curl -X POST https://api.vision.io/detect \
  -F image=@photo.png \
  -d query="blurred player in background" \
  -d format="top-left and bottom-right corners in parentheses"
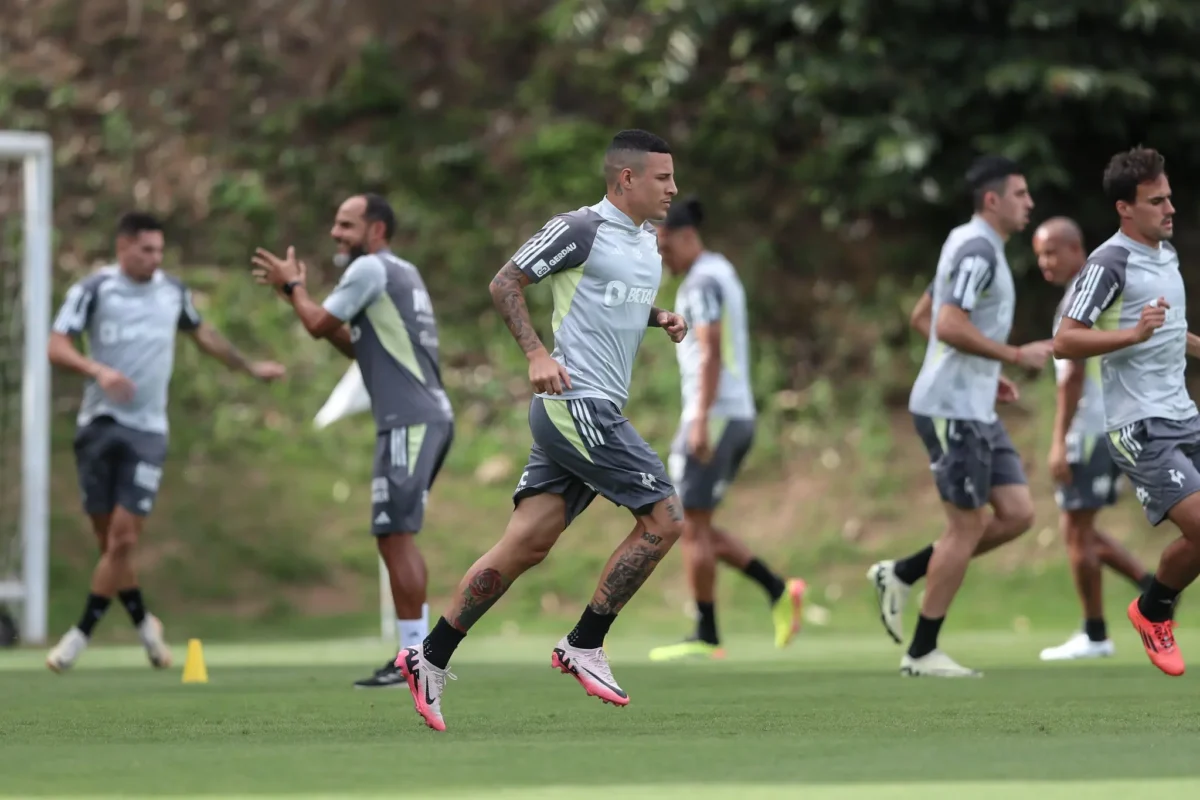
top-left (46, 212), bottom-right (286, 672)
top-left (1055, 147), bottom-right (1200, 677)
top-left (1034, 216), bottom-right (1154, 661)
top-left (649, 196), bottom-right (804, 662)
top-left (868, 156), bottom-right (1052, 677)
top-left (252, 194), bottom-right (454, 689)
top-left (396, 130), bottom-right (688, 732)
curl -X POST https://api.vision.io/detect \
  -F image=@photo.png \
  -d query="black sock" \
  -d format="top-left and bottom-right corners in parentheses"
top-left (695, 601), bottom-right (719, 645)
top-left (743, 558), bottom-right (786, 603)
top-left (907, 614), bottom-right (944, 659)
top-left (118, 588), bottom-right (146, 626)
top-left (567, 606), bottom-right (617, 650)
top-left (76, 594), bottom-right (112, 638)
top-left (1138, 578), bottom-right (1181, 623)
top-left (893, 545), bottom-right (935, 585)
top-left (422, 617), bottom-right (466, 670)
top-left (1137, 573), bottom-right (1156, 594)
top-left (1084, 617), bottom-right (1107, 642)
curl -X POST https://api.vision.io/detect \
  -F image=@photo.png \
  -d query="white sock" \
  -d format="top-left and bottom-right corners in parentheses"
top-left (397, 615), bottom-right (428, 650)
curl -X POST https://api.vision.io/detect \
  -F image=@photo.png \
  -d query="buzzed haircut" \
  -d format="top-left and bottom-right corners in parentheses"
top-left (966, 155), bottom-right (1023, 211)
top-left (116, 211), bottom-right (164, 239)
top-left (664, 195), bottom-right (704, 230)
top-left (604, 129), bottom-right (671, 185)
top-left (361, 193), bottom-right (397, 241)
top-left (1102, 146), bottom-right (1166, 205)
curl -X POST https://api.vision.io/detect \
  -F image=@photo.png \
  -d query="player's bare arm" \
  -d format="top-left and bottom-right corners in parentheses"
top-left (688, 321), bottom-right (721, 463)
top-left (1187, 331), bottom-right (1200, 359)
top-left (489, 260), bottom-right (571, 394)
top-left (937, 304), bottom-right (1051, 370)
top-left (909, 292), bottom-right (933, 340)
top-left (324, 326), bottom-right (356, 360)
top-left (1053, 303), bottom-right (1165, 360)
top-left (648, 306), bottom-right (688, 342)
top-left (1049, 359), bottom-right (1085, 484)
top-left (48, 331), bottom-right (135, 403)
top-left (252, 246), bottom-right (352, 357)
top-left (187, 323), bottom-right (286, 381)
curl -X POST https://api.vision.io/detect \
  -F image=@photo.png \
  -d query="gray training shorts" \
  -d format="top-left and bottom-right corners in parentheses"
top-left (668, 417), bottom-right (755, 511)
top-left (1108, 415), bottom-right (1200, 526)
top-left (371, 421), bottom-right (454, 535)
top-left (1055, 432), bottom-right (1122, 512)
top-left (513, 396), bottom-right (675, 526)
top-left (912, 414), bottom-right (1027, 510)
top-left (73, 416), bottom-right (169, 517)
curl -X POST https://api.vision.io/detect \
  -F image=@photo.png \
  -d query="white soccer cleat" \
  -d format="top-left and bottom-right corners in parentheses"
top-left (138, 614), bottom-right (173, 669)
top-left (867, 560), bottom-right (910, 644)
top-left (396, 645), bottom-right (456, 732)
top-left (900, 649), bottom-right (982, 678)
top-left (1039, 632), bottom-right (1115, 661)
top-left (46, 627), bottom-right (89, 673)
top-left (551, 637), bottom-right (629, 706)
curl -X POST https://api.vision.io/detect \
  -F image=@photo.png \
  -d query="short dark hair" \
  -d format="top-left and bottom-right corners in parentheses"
top-left (361, 193), bottom-right (396, 240)
top-left (604, 130), bottom-right (671, 184)
top-left (1103, 146), bottom-right (1166, 205)
top-left (116, 211), bottom-right (163, 239)
top-left (664, 195), bottom-right (703, 230)
top-left (966, 155), bottom-right (1023, 211)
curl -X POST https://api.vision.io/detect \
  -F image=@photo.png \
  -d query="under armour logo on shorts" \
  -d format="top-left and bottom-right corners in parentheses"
top-left (639, 472), bottom-right (657, 489)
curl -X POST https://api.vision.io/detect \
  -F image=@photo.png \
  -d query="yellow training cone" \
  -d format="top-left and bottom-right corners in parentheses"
top-left (181, 638), bottom-right (208, 684)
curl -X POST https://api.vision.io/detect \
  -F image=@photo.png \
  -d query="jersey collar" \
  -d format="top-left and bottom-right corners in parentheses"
top-left (596, 196), bottom-right (644, 231)
top-left (969, 214), bottom-right (1006, 250)
top-left (1114, 230), bottom-right (1166, 257)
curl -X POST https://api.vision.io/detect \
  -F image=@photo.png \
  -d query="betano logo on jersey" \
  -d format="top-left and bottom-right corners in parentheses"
top-left (603, 280), bottom-right (657, 308)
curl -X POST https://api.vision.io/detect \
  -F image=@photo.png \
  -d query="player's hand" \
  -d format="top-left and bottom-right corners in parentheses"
top-left (95, 366), bottom-right (135, 404)
top-left (658, 311), bottom-right (688, 343)
top-left (688, 418), bottom-right (713, 464)
top-left (1013, 340), bottom-right (1053, 371)
top-left (251, 246), bottom-right (304, 289)
top-left (248, 361), bottom-right (287, 382)
top-left (996, 375), bottom-right (1020, 404)
top-left (1048, 440), bottom-right (1072, 485)
top-left (1134, 297), bottom-right (1169, 342)
top-left (529, 350), bottom-right (571, 395)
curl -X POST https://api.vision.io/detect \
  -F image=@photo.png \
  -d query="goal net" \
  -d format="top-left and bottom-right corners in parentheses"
top-left (0, 132), bottom-right (53, 645)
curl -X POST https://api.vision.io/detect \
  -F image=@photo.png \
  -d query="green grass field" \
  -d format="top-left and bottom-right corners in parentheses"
top-left (3, 629), bottom-right (1198, 799)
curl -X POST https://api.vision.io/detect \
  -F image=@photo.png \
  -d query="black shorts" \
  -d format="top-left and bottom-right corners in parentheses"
top-left (668, 417), bottom-right (755, 511)
top-left (1107, 416), bottom-right (1200, 526)
top-left (371, 422), bottom-right (454, 535)
top-left (1055, 433), bottom-right (1121, 512)
top-left (912, 414), bottom-right (1027, 510)
top-left (513, 396), bottom-right (675, 527)
top-left (73, 416), bottom-right (168, 517)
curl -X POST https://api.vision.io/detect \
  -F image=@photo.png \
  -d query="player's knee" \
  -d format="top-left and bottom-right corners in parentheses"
top-left (105, 527), bottom-right (139, 558)
top-left (996, 500), bottom-right (1035, 537)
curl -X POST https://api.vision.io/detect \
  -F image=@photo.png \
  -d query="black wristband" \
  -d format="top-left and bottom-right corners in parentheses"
top-left (282, 281), bottom-right (300, 296)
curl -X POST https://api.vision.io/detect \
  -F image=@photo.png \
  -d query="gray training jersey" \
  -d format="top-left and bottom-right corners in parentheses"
top-left (1060, 230), bottom-right (1196, 431)
top-left (51, 266), bottom-right (203, 435)
top-left (674, 251), bottom-right (756, 421)
top-left (909, 215), bottom-right (1015, 423)
top-left (1052, 290), bottom-right (1107, 441)
top-left (510, 197), bottom-right (663, 410)
top-left (323, 249), bottom-right (453, 431)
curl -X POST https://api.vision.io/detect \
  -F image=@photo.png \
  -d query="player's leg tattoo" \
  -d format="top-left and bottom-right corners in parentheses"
top-left (450, 567), bottom-right (514, 631)
top-left (590, 499), bottom-right (683, 615)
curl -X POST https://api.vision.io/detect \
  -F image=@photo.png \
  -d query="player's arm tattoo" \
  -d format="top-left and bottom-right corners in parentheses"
top-left (489, 262), bottom-right (545, 356)
top-left (190, 323), bottom-right (252, 372)
top-left (647, 306), bottom-right (668, 327)
top-left (450, 567), bottom-right (513, 632)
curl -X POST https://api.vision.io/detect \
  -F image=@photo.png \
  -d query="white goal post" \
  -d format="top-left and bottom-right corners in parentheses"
top-left (0, 131), bottom-right (53, 645)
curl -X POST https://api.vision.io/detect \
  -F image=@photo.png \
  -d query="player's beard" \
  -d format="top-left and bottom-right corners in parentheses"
top-left (332, 242), bottom-right (367, 269)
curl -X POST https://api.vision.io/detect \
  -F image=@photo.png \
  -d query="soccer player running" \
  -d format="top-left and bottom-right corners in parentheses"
top-left (395, 130), bottom-right (688, 732)
top-left (1034, 217), bottom-right (1154, 661)
top-left (251, 194), bottom-right (454, 689)
top-left (648, 196), bottom-right (804, 661)
top-left (1054, 147), bottom-right (1200, 678)
top-left (46, 212), bottom-right (286, 672)
top-left (866, 156), bottom-right (1052, 677)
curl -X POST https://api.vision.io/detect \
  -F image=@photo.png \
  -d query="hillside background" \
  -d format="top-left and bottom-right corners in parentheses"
top-left (3, 0), bottom-right (1200, 644)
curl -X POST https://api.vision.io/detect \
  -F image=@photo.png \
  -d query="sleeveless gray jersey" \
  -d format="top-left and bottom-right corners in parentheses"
top-left (509, 197), bottom-right (663, 410)
top-left (1060, 231), bottom-right (1196, 430)
top-left (909, 215), bottom-right (1016, 423)
top-left (674, 251), bottom-right (756, 421)
top-left (323, 249), bottom-right (453, 431)
top-left (51, 266), bottom-right (203, 435)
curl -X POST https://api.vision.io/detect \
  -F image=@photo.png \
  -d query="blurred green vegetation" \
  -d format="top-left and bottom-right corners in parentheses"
top-left (4, 0), bottom-right (1200, 637)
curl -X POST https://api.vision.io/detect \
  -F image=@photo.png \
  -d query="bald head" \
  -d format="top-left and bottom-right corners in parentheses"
top-left (1032, 216), bottom-right (1086, 287)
